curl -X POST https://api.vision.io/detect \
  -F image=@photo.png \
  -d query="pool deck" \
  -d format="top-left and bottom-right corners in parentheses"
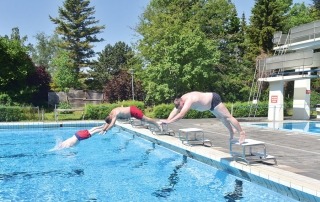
top-left (167, 118), bottom-right (320, 181)
top-left (118, 118), bottom-right (320, 202)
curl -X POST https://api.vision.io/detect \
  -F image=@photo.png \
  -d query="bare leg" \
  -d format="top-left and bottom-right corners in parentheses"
top-left (213, 112), bottom-right (235, 139)
top-left (213, 103), bottom-right (246, 144)
top-left (88, 125), bottom-right (105, 135)
top-left (59, 135), bottom-right (79, 149)
top-left (142, 116), bottom-right (162, 131)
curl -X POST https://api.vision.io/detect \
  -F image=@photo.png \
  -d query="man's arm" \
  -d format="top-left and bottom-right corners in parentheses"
top-left (100, 116), bottom-right (116, 133)
top-left (167, 107), bottom-right (180, 120)
top-left (162, 100), bottom-right (192, 124)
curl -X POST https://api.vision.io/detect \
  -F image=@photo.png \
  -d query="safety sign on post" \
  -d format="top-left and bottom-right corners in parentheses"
top-left (271, 95), bottom-right (278, 103)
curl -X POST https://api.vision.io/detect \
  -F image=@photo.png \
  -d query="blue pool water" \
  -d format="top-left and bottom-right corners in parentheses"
top-left (252, 121), bottom-right (320, 135)
top-left (0, 126), bottom-right (298, 201)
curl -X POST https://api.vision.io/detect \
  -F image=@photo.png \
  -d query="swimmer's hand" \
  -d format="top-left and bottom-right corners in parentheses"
top-left (99, 130), bottom-right (106, 135)
top-left (160, 120), bottom-right (169, 124)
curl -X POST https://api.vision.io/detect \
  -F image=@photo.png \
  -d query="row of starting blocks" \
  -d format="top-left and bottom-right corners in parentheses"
top-left (125, 118), bottom-right (277, 165)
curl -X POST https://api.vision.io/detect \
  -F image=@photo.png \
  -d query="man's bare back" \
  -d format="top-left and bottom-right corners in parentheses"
top-left (111, 107), bottom-right (131, 119)
top-left (181, 92), bottom-right (213, 111)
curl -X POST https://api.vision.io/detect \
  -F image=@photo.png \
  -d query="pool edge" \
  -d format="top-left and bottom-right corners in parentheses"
top-left (117, 122), bottom-right (320, 202)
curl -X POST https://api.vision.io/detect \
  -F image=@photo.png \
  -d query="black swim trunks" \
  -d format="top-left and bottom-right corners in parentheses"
top-left (210, 92), bottom-right (222, 110)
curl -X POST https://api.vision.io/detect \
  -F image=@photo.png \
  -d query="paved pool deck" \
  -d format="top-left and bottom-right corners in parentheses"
top-left (119, 118), bottom-right (320, 202)
top-left (166, 118), bottom-right (320, 181)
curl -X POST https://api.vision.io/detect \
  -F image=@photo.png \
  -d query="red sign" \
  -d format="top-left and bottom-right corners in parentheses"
top-left (271, 95), bottom-right (278, 103)
top-left (306, 90), bottom-right (311, 94)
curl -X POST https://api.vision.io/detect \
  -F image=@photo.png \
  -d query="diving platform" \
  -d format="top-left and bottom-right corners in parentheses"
top-left (274, 20), bottom-right (320, 51)
top-left (251, 20), bottom-right (320, 121)
top-left (273, 37), bottom-right (320, 51)
top-left (258, 74), bottom-right (319, 82)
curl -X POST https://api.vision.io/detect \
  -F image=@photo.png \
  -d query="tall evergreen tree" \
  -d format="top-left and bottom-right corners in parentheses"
top-left (311, 0), bottom-right (320, 18)
top-left (50, 0), bottom-right (105, 72)
top-left (313, 0), bottom-right (320, 11)
top-left (283, 3), bottom-right (315, 32)
top-left (247, 0), bottom-right (292, 55)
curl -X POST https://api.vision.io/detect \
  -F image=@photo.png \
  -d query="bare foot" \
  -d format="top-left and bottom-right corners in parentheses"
top-left (156, 122), bottom-right (163, 132)
top-left (239, 131), bottom-right (246, 144)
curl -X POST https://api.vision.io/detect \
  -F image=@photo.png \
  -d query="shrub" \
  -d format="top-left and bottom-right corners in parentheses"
top-left (58, 102), bottom-right (72, 114)
top-left (226, 101), bottom-right (269, 117)
top-left (84, 101), bottom-right (145, 120)
top-left (0, 94), bottom-right (12, 106)
top-left (153, 104), bottom-right (174, 119)
top-left (153, 103), bottom-right (213, 119)
top-left (0, 106), bottom-right (37, 121)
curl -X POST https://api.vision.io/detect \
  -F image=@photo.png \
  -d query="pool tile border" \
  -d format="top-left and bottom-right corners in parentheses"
top-left (0, 121), bottom-right (104, 129)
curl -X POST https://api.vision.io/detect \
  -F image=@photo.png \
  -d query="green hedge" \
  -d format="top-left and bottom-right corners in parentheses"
top-left (152, 104), bottom-right (174, 119)
top-left (0, 106), bottom-right (38, 121)
top-left (84, 101), bottom-right (145, 120)
top-left (153, 101), bottom-right (270, 119)
top-left (225, 101), bottom-right (269, 117)
top-left (68, 100), bottom-right (294, 120)
top-left (72, 100), bottom-right (293, 121)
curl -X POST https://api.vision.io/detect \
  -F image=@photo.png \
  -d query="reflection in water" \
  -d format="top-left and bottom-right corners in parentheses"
top-left (113, 135), bottom-right (135, 152)
top-left (0, 152), bottom-right (57, 159)
top-left (133, 142), bottom-right (156, 168)
top-left (224, 179), bottom-right (243, 202)
top-left (0, 169), bottom-right (84, 181)
top-left (152, 155), bottom-right (187, 198)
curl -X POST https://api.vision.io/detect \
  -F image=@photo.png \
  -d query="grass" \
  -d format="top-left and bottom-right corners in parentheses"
top-left (42, 111), bottom-right (85, 121)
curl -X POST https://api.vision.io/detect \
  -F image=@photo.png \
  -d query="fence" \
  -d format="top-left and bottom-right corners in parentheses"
top-left (48, 89), bottom-right (104, 108)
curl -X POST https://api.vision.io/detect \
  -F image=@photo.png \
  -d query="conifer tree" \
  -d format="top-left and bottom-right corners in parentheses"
top-left (247, 0), bottom-right (292, 54)
top-left (50, 0), bottom-right (105, 73)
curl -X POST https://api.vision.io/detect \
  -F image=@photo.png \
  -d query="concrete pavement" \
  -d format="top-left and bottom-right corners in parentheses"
top-left (165, 118), bottom-right (320, 181)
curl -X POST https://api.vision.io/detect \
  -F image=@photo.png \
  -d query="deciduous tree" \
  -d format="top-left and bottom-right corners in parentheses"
top-left (29, 33), bottom-right (61, 75)
top-left (89, 42), bottom-right (134, 90)
top-left (0, 36), bottom-right (35, 103)
top-left (51, 50), bottom-right (78, 91)
top-left (136, 0), bottom-right (221, 104)
top-left (104, 70), bottom-right (144, 103)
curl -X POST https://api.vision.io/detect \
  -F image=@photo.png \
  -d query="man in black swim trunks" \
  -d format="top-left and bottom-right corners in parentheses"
top-left (160, 91), bottom-right (246, 144)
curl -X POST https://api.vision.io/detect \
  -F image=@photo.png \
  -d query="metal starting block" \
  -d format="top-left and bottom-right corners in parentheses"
top-left (230, 139), bottom-right (277, 165)
top-left (151, 124), bottom-right (175, 136)
top-left (178, 128), bottom-right (212, 147)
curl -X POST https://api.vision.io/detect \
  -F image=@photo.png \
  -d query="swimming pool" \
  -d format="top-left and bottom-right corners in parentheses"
top-left (251, 121), bottom-right (320, 135)
top-left (0, 125), bottom-right (298, 201)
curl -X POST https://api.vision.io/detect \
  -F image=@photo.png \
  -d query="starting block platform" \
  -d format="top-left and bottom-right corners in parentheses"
top-left (178, 128), bottom-right (212, 147)
top-left (129, 118), bottom-right (148, 128)
top-left (230, 139), bottom-right (277, 165)
top-left (151, 124), bottom-right (175, 136)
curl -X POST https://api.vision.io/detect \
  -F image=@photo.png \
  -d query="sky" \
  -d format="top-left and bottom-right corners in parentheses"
top-left (0, 0), bottom-right (313, 54)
